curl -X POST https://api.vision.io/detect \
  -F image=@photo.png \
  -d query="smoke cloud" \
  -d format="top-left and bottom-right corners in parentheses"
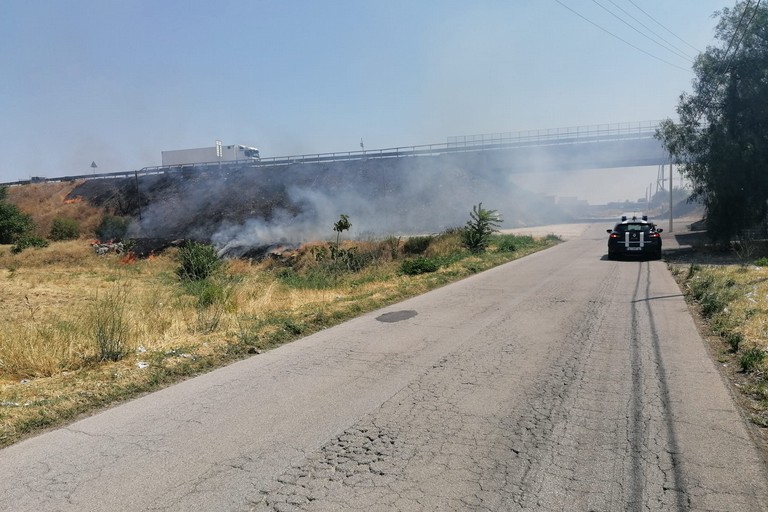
top-left (122, 152), bottom-right (575, 254)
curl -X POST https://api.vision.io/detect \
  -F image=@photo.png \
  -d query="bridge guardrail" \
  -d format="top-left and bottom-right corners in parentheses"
top-left (1, 121), bottom-right (663, 186)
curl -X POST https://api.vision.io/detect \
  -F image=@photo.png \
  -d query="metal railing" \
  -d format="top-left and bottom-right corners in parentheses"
top-left (447, 120), bottom-right (660, 147)
top-left (1, 121), bottom-right (663, 186)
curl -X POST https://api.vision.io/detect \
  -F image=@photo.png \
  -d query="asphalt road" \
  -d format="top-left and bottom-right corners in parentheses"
top-left (2, 224), bottom-right (767, 511)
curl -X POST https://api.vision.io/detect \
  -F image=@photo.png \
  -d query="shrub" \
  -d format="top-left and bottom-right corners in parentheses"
top-left (462, 203), bottom-right (502, 253)
top-left (49, 217), bottom-right (80, 241)
top-left (96, 215), bottom-right (130, 241)
top-left (495, 234), bottom-right (517, 252)
top-left (11, 234), bottom-right (49, 253)
top-left (91, 285), bottom-right (130, 361)
top-left (176, 242), bottom-right (222, 281)
top-left (0, 200), bottom-right (34, 244)
top-left (726, 332), bottom-right (743, 353)
top-left (740, 346), bottom-right (766, 373)
top-left (403, 236), bottom-right (433, 255)
top-left (400, 257), bottom-right (440, 275)
top-left (755, 257), bottom-right (768, 267)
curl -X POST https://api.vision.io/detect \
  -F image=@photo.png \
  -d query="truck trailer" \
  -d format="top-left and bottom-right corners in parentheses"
top-left (161, 144), bottom-right (260, 167)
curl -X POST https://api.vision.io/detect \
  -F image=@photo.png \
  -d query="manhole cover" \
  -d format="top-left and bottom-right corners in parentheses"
top-left (376, 310), bottom-right (417, 323)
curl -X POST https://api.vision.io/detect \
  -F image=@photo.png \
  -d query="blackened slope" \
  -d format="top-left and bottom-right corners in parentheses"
top-left (69, 156), bottom-right (574, 243)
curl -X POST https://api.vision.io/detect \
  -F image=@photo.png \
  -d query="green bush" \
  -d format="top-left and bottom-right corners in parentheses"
top-left (49, 217), bottom-right (80, 241)
top-left (740, 346), bottom-right (766, 373)
top-left (755, 257), bottom-right (768, 267)
top-left (403, 236), bottom-right (433, 255)
top-left (11, 234), bottom-right (49, 254)
top-left (96, 215), bottom-right (130, 241)
top-left (400, 257), bottom-right (440, 275)
top-left (0, 191), bottom-right (34, 244)
top-left (495, 235), bottom-right (518, 252)
top-left (726, 332), bottom-right (743, 353)
top-left (176, 242), bottom-right (222, 281)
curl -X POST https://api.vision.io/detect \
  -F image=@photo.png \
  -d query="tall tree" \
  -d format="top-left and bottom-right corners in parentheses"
top-left (657, 1), bottom-right (768, 243)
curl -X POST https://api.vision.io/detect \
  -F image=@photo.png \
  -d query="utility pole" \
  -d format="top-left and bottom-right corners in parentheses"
top-left (134, 170), bottom-right (142, 221)
top-left (669, 162), bottom-right (674, 233)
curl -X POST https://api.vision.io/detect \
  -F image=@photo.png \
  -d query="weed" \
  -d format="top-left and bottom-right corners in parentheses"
top-left (278, 267), bottom-right (336, 289)
top-left (91, 284), bottom-right (131, 362)
top-left (725, 332), bottom-right (743, 353)
top-left (403, 236), bottom-right (433, 255)
top-left (756, 257), bottom-right (768, 267)
top-left (176, 242), bottom-right (222, 281)
top-left (740, 346), bottom-right (766, 373)
top-left (494, 234), bottom-right (518, 252)
top-left (382, 236), bottom-right (401, 260)
top-left (400, 257), bottom-right (440, 275)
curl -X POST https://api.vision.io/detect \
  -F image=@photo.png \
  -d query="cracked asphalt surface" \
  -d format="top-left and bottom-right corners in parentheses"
top-left (2, 224), bottom-right (767, 511)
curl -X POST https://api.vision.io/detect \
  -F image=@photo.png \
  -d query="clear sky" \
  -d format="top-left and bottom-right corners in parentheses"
top-left (1, 1), bottom-right (727, 203)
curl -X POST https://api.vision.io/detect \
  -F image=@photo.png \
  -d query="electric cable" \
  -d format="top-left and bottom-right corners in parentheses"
top-left (604, 0), bottom-right (695, 60)
top-left (625, 0), bottom-right (702, 54)
top-left (591, 0), bottom-right (693, 62)
top-left (553, 0), bottom-right (692, 72)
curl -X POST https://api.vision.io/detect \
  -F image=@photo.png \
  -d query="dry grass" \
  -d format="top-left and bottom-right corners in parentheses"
top-left (6, 181), bottom-right (103, 238)
top-left (0, 234), bottom-right (559, 446)
top-left (670, 261), bottom-right (768, 428)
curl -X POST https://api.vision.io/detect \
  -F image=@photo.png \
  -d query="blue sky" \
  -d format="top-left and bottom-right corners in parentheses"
top-left (1, 1), bottom-right (727, 202)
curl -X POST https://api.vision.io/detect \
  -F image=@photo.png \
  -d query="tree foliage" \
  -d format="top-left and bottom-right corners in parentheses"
top-left (462, 203), bottom-right (502, 253)
top-left (656, 2), bottom-right (768, 243)
top-left (0, 186), bottom-right (34, 244)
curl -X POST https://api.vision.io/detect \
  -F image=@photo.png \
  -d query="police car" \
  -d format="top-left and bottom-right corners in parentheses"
top-left (606, 214), bottom-right (663, 260)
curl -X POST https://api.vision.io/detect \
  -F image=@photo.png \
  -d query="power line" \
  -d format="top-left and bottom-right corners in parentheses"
top-left (625, 0), bottom-right (702, 54)
top-left (591, 0), bottom-right (693, 63)
top-left (692, 1), bottom-right (762, 122)
top-left (716, 0), bottom-right (754, 76)
top-left (605, 0), bottom-right (695, 60)
top-left (553, 0), bottom-right (692, 72)
top-left (722, 0), bottom-right (762, 74)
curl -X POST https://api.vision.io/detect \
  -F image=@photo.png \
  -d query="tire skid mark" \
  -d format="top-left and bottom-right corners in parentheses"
top-left (629, 262), bottom-right (688, 511)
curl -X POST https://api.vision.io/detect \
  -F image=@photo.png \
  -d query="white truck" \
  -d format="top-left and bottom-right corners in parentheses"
top-left (161, 144), bottom-right (260, 167)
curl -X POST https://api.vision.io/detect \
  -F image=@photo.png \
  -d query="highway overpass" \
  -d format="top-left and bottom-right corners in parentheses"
top-left (3, 121), bottom-right (669, 185)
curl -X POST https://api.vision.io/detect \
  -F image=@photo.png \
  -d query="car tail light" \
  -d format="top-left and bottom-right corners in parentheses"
top-left (648, 232), bottom-right (660, 238)
top-left (609, 233), bottom-right (620, 238)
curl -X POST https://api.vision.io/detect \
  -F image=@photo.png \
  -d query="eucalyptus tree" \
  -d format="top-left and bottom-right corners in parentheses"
top-left (657, 1), bottom-right (768, 243)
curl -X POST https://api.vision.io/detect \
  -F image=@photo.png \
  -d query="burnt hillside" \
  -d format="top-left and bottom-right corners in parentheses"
top-left (69, 155), bottom-right (573, 247)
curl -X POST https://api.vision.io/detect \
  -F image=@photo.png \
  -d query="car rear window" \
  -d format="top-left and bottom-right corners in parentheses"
top-left (613, 223), bottom-right (651, 233)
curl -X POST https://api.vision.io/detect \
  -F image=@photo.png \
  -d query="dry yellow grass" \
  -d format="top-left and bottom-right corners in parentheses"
top-left (0, 234), bottom-right (559, 447)
top-left (6, 181), bottom-right (103, 238)
top-left (689, 264), bottom-right (768, 349)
